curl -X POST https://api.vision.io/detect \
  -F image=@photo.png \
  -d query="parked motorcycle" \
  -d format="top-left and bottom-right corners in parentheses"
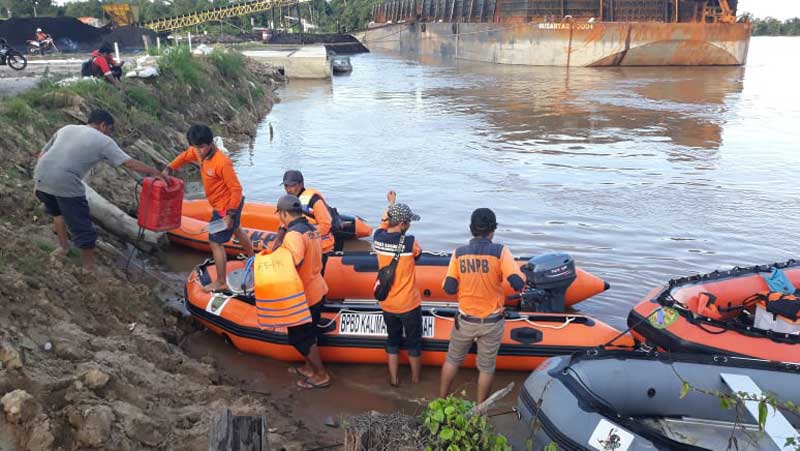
top-left (0, 39), bottom-right (27, 70)
top-left (27, 37), bottom-right (58, 55)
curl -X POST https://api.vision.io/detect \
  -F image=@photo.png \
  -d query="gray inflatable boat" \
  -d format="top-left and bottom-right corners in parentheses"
top-left (514, 350), bottom-right (800, 451)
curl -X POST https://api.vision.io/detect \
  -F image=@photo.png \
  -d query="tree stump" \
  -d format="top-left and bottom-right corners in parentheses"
top-left (208, 408), bottom-right (269, 451)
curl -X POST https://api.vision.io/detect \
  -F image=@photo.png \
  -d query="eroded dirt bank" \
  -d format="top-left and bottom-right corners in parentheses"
top-left (0, 51), bottom-right (333, 450)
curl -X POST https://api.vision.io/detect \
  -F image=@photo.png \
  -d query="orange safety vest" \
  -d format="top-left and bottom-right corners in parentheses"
top-left (253, 247), bottom-right (311, 328)
top-left (298, 188), bottom-right (334, 247)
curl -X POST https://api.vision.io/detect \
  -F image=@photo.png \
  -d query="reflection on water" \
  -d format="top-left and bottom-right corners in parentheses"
top-left (225, 36), bottom-right (799, 329)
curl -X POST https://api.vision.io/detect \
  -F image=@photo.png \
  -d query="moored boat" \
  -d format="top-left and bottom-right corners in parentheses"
top-left (515, 349), bottom-right (800, 450)
top-left (185, 250), bottom-right (608, 306)
top-left (184, 258), bottom-right (629, 370)
top-left (628, 260), bottom-right (800, 363)
top-left (168, 199), bottom-right (373, 254)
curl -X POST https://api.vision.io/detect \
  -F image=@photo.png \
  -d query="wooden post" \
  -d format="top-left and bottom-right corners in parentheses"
top-left (296, 2), bottom-right (304, 43)
top-left (142, 35), bottom-right (149, 53)
top-left (208, 408), bottom-right (269, 451)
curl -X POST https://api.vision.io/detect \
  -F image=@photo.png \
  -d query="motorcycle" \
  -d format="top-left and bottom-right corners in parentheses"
top-left (27, 37), bottom-right (58, 55)
top-left (0, 40), bottom-right (27, 70)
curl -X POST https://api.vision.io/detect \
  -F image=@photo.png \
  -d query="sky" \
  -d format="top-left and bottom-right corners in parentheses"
top-left (737, 0), bottom-right (800, 19)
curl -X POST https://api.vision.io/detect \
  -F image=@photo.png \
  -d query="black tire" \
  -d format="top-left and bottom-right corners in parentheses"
top-left (7, 51), bottom-right (27, 70)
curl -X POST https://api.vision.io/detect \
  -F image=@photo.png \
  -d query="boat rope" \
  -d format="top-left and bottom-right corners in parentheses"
top-left (316, 308), bottom-right (378, 329)
top-left (430, 308), bottom-right (577, 329)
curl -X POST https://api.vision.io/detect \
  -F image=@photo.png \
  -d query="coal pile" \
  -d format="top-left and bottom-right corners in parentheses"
top-left (103, 25), bottom-right (159, 50)
top-left (0, 17), bottom-right (107, 52)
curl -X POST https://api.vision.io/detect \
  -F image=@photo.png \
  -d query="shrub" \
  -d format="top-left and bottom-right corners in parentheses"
top-left (421, 396), bottom-right (511, 451)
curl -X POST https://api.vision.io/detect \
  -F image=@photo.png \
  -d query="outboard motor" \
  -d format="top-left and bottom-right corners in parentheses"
top-left (518, 253), bottom-right (576, 313)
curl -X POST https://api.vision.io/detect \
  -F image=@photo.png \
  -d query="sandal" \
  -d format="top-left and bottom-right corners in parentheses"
top-left (288, 366), bottom-right (314, 379)
top-left (296, 378), bottom-right (331, 390)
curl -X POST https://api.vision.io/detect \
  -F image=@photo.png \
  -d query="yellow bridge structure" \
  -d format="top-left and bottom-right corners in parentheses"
top-left (141, 0), bottom-right (306, 32)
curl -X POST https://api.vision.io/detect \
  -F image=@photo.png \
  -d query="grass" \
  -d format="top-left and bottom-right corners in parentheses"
top-left (125, 86), bottom-right (161, 118)
top-left (209, 49), bottom-right (246, 80)
top-left (158, 47), bottom-right (206, 89)
top-left (1, 97), bottom-right (34, 122)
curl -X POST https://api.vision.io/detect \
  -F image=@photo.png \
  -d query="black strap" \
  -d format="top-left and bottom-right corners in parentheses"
top-left (391, 233), bottom-right (406, 263)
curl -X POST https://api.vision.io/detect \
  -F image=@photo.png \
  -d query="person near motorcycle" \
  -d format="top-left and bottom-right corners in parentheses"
top-left (90, 44), bottom-right (122, 86)
top-left (29, 28), bottom-right (56, 54)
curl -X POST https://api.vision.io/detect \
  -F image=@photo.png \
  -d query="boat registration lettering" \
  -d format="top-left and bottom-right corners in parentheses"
top-left (538, 23), bottom-right (594, 31)
top-left (338, 313), bottom-right (434, 338)
top-left (588, 418), bottom-right (634, 451)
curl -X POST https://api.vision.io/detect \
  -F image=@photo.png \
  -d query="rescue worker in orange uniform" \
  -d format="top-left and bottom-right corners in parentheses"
top-left (273, 194), bottom-right (331, 389)
top-left (90, 43), bottom-right (122, 86)
top-left (439, 208), bottom-right (525, 403)
top-left (163, 125), bottom-right (255, 292)
top-left (373, 190), bottom-right (423, 387)
top-left (281, 170), bottom-right (335, 267)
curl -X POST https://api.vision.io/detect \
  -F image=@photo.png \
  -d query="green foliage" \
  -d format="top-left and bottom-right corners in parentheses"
top-left (125, 85), bottom-right (161, 118)
top-left (677, 376), bottom-right (800, 451)
top-left (751, 17), bottom-right (800, 36)
top-left (0, 97), bottom-right (34, 122)
top-left (158, 47), bottom-right (205, 88)
top-left (421, 396), bottom-right (511, 451)
top-left (208, 49), bottom-right (246, 80)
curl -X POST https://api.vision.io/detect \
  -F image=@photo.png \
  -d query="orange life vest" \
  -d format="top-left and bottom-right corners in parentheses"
top-left (298, 188), bottom-right (334, 250)
top-left (253, 247), bottom-right (311, 328)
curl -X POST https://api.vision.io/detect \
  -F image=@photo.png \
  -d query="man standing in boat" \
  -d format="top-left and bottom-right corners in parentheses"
top-left (439, 208), bottom-right (525, 403)
top-left (273, 194), bottom-right (331, 389)
top-left (373, 190), bottom-right (423, 387)
top-left (281, 170), bottom-right (336, 269)
top-left (162, 125), bottom-right (254, 292)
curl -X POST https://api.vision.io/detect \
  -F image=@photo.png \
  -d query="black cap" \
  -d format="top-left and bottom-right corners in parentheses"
top-left (281, 170), bottom-right (304, 186)
top-left (276, 194), bottom-right (302, 212)
top-left (470, 208), bottom-right (497, 231)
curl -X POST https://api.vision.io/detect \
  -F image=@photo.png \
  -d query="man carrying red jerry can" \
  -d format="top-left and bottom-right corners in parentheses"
top-left (163, 125), bottom-right (255, 292)
top-left (33, 109), bottom-right (165, 273)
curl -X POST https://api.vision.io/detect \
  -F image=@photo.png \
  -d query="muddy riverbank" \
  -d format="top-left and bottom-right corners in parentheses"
top-left (0, 51), bottom-right (342, 450)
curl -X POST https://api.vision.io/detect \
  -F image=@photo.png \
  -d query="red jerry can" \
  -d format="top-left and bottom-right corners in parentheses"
top-left (137, 177), bottom-right (184, 232)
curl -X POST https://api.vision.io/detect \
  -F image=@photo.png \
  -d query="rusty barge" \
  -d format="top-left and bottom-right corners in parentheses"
top-left (361, 0), bottom-right (751, 66)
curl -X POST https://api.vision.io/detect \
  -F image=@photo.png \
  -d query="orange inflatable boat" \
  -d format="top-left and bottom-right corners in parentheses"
top-left (183, 251), bottom-right (607, 307)
top-left (168, 200), bottom-right (373, 254)
top-left (629, 259), bottom-right (800, 363)
top-left (185, 259), bottom-right (632, 371)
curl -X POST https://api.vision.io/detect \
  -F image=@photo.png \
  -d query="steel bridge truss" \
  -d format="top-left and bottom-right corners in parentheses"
top-left (142, 0), bottom-right (306, 32)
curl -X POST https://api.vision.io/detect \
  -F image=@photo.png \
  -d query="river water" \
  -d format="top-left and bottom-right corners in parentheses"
top-left (230, 36), bottom-right (800, 328)
top-left (175, 37), bottom-right (799, 446)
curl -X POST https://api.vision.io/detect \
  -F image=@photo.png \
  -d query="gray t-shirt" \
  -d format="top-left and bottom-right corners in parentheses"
top-left (33, 124), bottom-right (131, 197)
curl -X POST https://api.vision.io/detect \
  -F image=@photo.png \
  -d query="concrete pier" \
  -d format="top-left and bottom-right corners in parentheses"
top-left (242, 45), bottom-right (331, 79)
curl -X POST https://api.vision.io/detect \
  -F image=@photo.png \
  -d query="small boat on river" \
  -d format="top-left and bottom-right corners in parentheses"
top-left (515, 349), bottom-right (800, 450)
top-left (331, 56), bottom-right (352, 74)
top-left (184, 257), bottom-right (627, 370)
top-left (628, 260), bottom-right (800, 363)
top-left (167, 199), bottom-right (373, 255)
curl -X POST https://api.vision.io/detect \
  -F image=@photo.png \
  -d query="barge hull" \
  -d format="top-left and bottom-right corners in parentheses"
top-left (362, 21), bottom-right (751, 66)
